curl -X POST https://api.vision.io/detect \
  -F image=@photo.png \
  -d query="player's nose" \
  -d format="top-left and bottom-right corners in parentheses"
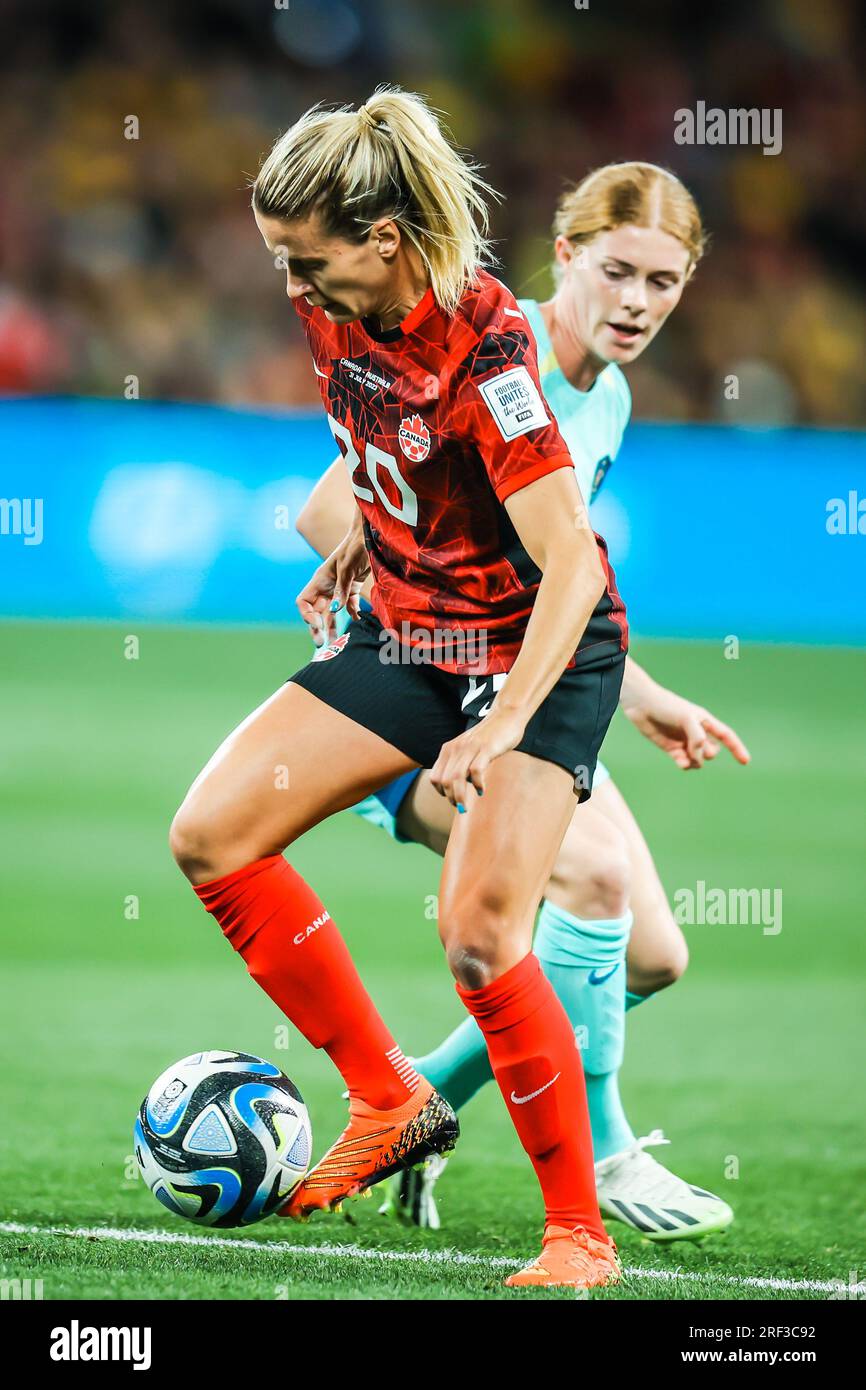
top-left (286, 272), bottom-right (314, 301)
top-left (621, 279), bottom-right (648, 315)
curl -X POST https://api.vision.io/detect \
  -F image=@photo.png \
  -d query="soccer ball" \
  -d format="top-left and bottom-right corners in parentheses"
top-left (134, 1050), bottom-right (312, 1227)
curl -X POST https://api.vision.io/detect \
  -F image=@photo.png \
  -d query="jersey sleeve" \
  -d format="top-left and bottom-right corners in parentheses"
top-left (451, 327), bottom-right (575, 503)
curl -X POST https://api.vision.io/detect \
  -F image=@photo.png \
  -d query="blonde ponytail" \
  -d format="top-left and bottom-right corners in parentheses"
top-left (253, 87), bottom-right (497, 315)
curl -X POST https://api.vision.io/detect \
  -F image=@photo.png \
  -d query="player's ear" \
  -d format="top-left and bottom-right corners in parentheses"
top-left (553, 234), bottom-right (577, 273)
top-left (371, 218), bottom-right (401, 263)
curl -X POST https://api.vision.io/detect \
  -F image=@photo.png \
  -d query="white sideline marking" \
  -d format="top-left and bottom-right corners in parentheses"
top-left (1, 1222), bottom-right (861, 1296)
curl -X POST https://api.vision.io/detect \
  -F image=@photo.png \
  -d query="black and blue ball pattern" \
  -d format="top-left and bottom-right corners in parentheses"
top-left (134, 1050), bottom-right (312, 1228)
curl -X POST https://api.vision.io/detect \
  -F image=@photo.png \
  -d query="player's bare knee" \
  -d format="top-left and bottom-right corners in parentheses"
top-left (591, 840), bottom-right (631, 919)
top-left (653, 930), bottom-right (689, 988)
top-left (633, 919), bottom-right (689, 993)
top-left (548, 832), bottom-right (631, 920)
top-left (445, 944), bottom-right (495, 990)
top-left (441, 923), bottom-right (505, 989)
top-left (439, 896), bottom-right (511, 989)
top-left (169, 805), bottom-right (222, 883)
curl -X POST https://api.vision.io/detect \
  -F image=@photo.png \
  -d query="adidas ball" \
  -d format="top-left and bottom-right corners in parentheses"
top-left (134, 1050), bottom-right (312, 1227)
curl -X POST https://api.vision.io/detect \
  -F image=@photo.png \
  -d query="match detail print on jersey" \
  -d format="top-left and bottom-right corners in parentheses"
top-left (478, 365), bottom-right (550, 441)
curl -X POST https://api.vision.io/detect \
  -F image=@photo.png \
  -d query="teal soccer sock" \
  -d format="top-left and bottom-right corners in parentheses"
top-left (413, 1013), bottom-right (493, 1112)
top-left (625, 988), bottom-right (653, 1011)
top-left (533, 899), bottom-right (635, 1162)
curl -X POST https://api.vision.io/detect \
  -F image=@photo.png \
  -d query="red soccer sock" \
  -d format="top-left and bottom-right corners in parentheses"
top-left (457, 952), bottom-right (606, 1240)
top-left (193, 855), bottom-right (420, 1111)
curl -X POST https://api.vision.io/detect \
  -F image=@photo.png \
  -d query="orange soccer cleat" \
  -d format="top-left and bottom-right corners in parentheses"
top-left (505, 1225), bottom-right (622, 1290)
top-left (280, 1079), bottom-right (458, 1221)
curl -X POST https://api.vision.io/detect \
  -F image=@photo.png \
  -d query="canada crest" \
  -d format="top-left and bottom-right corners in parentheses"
top-left (398, 413), bottom-right (431, 461)
top-left (313, 632), bottom-right (351, 662)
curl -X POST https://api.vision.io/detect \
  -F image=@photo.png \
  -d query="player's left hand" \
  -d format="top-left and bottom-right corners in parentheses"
top-left (623, 686), bottom-right (750, 770)
top-left (296, 523), bottom-right (370, 645)
top-left (430, 708), bottom-right (527, 809)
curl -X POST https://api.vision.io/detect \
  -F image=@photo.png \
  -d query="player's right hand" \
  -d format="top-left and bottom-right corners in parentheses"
top-left (623, 684), bottom-right (750, 770)
top-left (296, 526), bottom-right (370, 645)
top-left (430, 706), bottom-right (527, 809)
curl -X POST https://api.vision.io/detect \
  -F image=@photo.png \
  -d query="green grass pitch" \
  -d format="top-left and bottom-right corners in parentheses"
top-left (1, 620), bottom-right (864, 1300)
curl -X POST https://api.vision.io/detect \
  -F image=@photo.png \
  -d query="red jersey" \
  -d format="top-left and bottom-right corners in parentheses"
top-left (295, 270), bottom-right (627, 675)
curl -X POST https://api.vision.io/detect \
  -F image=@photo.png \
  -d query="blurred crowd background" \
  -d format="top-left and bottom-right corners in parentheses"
top-left (1, 0), bottom-right (864, 425)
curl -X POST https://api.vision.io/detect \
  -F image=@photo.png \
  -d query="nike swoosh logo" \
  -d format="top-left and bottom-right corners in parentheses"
top-left (510, 1072), bottom-right (560, 1105)
top-left (588, 965), bottom-right (619, 985)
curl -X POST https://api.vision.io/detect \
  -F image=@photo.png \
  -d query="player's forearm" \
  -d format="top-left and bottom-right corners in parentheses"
top-left (333, 505), bottom-right (374, 603)
top-left (299, 509), bottom-right (349, 561)
top-left (296, 458), bottom-right (356, 559)
top-left (299, 461), bottom-right (376, 602)
top-left (619, 654), bottom-right (661, 709)
top-left (340, 502), bottom-right (367, 555)
top-left (489, 469), bottom-right (606, 725)
top-left (491, 537), bottom-right (605, 723)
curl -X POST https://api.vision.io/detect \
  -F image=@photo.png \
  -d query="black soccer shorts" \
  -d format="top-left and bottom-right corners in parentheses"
top-left (289, 611), bottom-right (624, 798)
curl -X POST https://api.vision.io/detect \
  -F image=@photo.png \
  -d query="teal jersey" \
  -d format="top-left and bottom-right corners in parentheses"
top-left (518, 298), bottom-right (631, 506)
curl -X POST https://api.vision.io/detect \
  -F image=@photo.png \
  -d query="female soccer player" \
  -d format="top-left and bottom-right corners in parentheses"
top-left (170, 90), bottom-right (630, 1289)
top-left (296, 162), bottom-right (750, 1240)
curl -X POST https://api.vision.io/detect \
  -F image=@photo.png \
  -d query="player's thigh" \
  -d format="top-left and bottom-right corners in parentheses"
top-left (545, 797), bottom-right (631, 921)
top-left (438, 750), bottom-right (577, 985)
top-left (592, 778), bottom-right (688, 986)
top-left (171, 681), bottom-right (417, 882)
top-left (395, 770), bottom-right (455, 856)
top-left (399, 758), bottom-right (628, 907)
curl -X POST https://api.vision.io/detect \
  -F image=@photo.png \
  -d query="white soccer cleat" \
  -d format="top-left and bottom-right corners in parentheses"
top-left (377, 1153), bottom-right (448, 1229)
top-left (595, 1129), bottom-right (734, 1242)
